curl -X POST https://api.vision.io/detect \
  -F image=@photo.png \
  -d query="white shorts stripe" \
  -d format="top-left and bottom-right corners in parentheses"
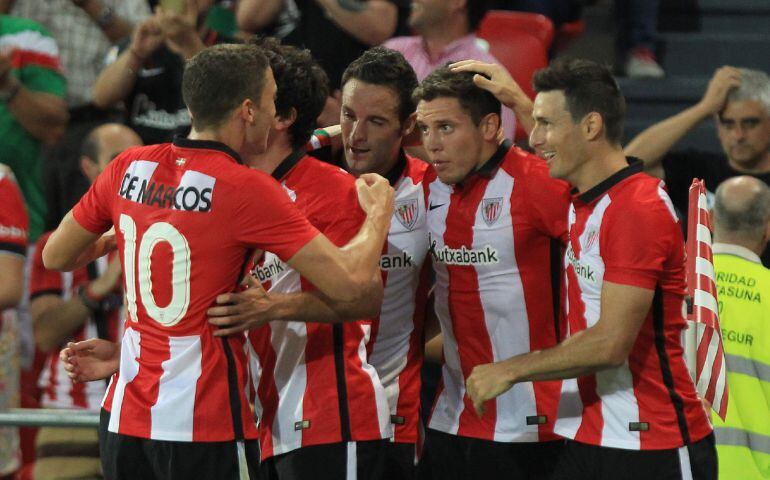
top-left (346, 441), bottom-right (357, 480)
top-left (237, 441), bottom-right (250, 480)
top-left (677, 445), bottom-right (694, 480)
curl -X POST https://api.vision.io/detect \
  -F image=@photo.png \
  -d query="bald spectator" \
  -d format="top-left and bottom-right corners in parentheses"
top-left (625, 67), bottom-right (770, 266)
top-left (710, 176), bottom-right (770, 480)
top-left (383, 0), bottom-right (517, 139)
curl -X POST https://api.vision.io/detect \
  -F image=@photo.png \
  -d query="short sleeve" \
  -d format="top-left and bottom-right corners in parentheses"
top-left (601, 200), bottom-right (679, 290)
top-left (523, 158), bottom-right (571, 244)
top-left (71, 156), bottom-right (122, 234)
top-left (0, 171), bottom-right (29, 256)
top-left (233, 171), bottom-right (319, 261)
top-left (29, 233), bottom-right (63, 299)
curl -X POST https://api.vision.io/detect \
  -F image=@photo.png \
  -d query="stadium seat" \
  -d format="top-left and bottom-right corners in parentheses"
top-left (477, 12), bottom-right (553, 141)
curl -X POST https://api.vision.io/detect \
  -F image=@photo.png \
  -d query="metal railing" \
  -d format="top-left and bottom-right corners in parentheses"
top-left (0, 409), bottom-right (99, 428)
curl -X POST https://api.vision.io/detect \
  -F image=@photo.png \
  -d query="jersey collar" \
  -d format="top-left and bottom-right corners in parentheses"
top-left (712, 242), bottom-right (762, 264)
top-left (173, 136), bottom-right (244, 165)
top-left (456, 139), bottom-right (511, 188)
top-left (574, 157), bottom-right (644, 204)
top-left (272, 149), bottom-right (307, 181)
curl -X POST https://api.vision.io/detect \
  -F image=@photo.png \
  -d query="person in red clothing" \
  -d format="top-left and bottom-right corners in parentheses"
top-left (412, 66), bottom-right (571, 479)
top-left (460, 58), bottom-right (716, 479)
top-left (43, 43), bottom-right (394, 480)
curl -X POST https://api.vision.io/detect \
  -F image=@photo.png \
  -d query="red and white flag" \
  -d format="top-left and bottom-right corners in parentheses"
top-left (684, 179), bottom-right (728, 420)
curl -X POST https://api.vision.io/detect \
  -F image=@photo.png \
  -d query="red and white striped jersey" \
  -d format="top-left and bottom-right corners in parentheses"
top-left (426, 141), bottom-right (571, 442)
top-left (367, 154), bottom-right (432, 444)
top-left (30, 232), bottom-right (122, 411)
top-left (0, 166), bottom-right (28, 328)
top-left (248, 152), bottom-right (391, 459)
top-left (554, 160), bottom-right (712, 450)
top-left (72, 137), bottom-right (320, 442)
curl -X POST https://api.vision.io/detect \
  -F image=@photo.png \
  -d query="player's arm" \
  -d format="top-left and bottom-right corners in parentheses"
top-left (43, 212), bottom-right (116, 272)
top-left (313, 0), bottom-right (398, 46)
top-left (465, 281), bottom-right (653, 416)
top-left (624, 66), bottom-right (741, 178)
top-left (0, 254), bottom-right (23, 311)
top-left (208, 271), bottom-right (382, 336)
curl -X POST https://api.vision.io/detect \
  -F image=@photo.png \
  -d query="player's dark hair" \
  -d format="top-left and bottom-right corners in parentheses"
top-left (341, 47), bottom-right (419, 124)
top-left (249, 37), bottom-right (329, 149)
top-left (412, 66), bottom-right (501, 125)
top-left (182, 44), bottom-right (270, 131)
top-left (533, 58), bottom-right (626, 145)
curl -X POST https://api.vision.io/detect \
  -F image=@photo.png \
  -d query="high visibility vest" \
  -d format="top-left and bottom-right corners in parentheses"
top-left (712, 251), bottom-right (770, 480)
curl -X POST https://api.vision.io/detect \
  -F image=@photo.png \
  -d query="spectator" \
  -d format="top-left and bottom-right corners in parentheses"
top-left (93, 0), bottom-right (234, 146)
top-left (383, 0), bottom-right (517, 139)
top-left (710, 176), bottom-right (770, 480)
top-left (0, 164), bottom-right (28, 480)
top-left (236, 0), bottom-right (410, 126)
top-left (29, 124), bottom-right (139, 480)
top-left (625, 66), bottom-right (770, 266)
top-left (10, 0), bottom-right (150, 231)
top-left (0, 15), bottom-right (67, 243)
top-left (615, 0), bottom-right (664, 78)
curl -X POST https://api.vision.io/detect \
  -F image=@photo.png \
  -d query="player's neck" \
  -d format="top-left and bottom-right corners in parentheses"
top-left (248, 134), bottom-right (293, 175)
top-left (571, 146), bottom-right (628, 194)
top-left (187, 126), bottom-right (243, 155)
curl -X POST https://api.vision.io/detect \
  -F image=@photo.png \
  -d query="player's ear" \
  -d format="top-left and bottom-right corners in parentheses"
top-left (239, 98), bottom-right (255, 124)
top-left (479, 112), bottom-right (501, 142)
top-left (275, 107), bottom-right (297, 132)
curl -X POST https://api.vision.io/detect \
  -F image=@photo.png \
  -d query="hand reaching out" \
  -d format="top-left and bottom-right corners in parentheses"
top-left (60, 338), bottom-right (120, 383)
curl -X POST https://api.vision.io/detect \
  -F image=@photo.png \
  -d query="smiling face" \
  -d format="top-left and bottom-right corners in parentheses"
top-left (717, 100), bottom-right (770, 170)
top-left (340, 79), bottom-right (408, 177)
top-left (529, 90), bottom-right (589, 183)
top-left (415, 96), bottom-right (491, 185)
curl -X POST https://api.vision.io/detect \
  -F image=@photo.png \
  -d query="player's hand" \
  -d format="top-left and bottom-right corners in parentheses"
top-left (699, 66), bottom-right (741, 115)
top-left (466, 360), bottom-right (516, 417)
top-left (208, 275), bottom-right (274, 336)
top-left (449, 60), bottom-right (531, 111)
top-left (60, 338), bottom-right (120, 383)
top-left (355, 173), bottom-right (394, 219)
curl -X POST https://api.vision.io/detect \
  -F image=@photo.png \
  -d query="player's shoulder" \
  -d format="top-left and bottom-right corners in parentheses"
top-left (610, 172), bottom-right (680, 224)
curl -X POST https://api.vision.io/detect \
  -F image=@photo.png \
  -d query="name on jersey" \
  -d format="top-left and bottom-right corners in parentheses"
top-left (429, 234), bottom-right (499, 266)
top-left (253, 257), bottom-right (285, 283)
top-left (380, 251), bottom-right (414, 270)
top-left (119, 162), bottom-right (214, 213)
top-left (566, 247), bottom-right (596, 282)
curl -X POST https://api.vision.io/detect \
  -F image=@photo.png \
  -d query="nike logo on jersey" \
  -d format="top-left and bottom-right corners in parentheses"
top-left (429, 202), bottom-right (446, 211)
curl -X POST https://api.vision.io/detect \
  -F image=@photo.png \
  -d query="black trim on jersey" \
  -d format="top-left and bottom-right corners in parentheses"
top-left (172, 136), bottom-right (244, 165)
top-left (332, 324), bottom-right (352, 441)
top-left (221, 338), bottom-right (245, 441)
top-left (652, 286), bottom-right (691, 445)
top-left (29, 289), bottom-right (63, 302)
top-left (384, 150), bottom-right (408, 187)
top-left (549, 239), bottom-right (562, 343)
top-left (458, 139), bottom-right (512, 188)
top-left (575, 158), bottom-right (644, 204)
top-left (86, 261), bottom-right (109, 341)
top-left (0, 242), bottom-right (26, 256)
top-left (272, 149), bottom-right (307, 181)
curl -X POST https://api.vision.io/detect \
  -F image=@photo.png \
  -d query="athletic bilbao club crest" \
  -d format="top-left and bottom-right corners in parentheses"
top-left (395, 199), bottom-right (419, 231)
top-left (584, 229), bottom-right (599, 250)
top-left (482, 197), bottom-right (503, 226)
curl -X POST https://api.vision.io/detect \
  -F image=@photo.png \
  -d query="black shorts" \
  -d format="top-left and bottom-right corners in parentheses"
top-left (420, 428), bottom-right (565, 480)
top-left (384, 442), bottom-right (416, 480)
top-left (552, 434), bottom-right (717, 480)
top-left (99, 409), bottom-right (261, 480)
top-left (261, 440), bottom-right (388, 480)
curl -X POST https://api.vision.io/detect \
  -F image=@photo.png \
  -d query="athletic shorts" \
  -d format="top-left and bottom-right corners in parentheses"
top-left (383, 442), bottom-right (416, 480)
top-left (261, 439), bottom-right (388, 480)
top-left (551, 434), bottom-right (717, 480)
top-left (99, 409), bottom-right (261, 480)
top-left (420, 428), bottom-right (565, 480)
